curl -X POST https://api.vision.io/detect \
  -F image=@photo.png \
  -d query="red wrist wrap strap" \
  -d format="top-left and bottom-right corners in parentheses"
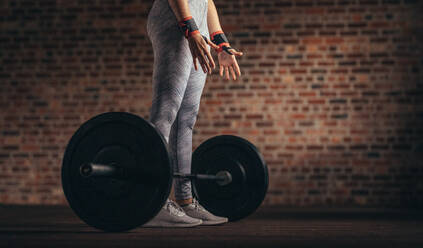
top-left (217, 42), bottom-right (230, 53)
top-left (178, 16), bottom-right (199, 38)
top-left (210, 30), bottom-right (233, 55)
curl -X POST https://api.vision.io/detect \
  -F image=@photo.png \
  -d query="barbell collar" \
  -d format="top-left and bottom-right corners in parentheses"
top-left (80, 163), bottom-right (118, 178)
top-left (79, 162), bottom-right (159, 183)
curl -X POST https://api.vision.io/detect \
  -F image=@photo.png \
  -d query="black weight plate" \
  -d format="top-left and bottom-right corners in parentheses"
top-left (192, 135), bottom-right (268, 221)
top-left (62, 112), bottom-right (172, 232)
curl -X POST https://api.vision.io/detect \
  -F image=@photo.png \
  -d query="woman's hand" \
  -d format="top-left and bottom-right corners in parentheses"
top-left (187, 33), bottom-right (219, 74)
top-left (218, 48), bottom-right (243, 80)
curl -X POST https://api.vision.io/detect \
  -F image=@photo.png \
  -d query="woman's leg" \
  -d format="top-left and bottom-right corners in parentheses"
top-left (147, 0), bottom-right (210, 143)
top-left (169, 64), bottom-right (207, 201)
top-left (148, 39), bottom-right (193, 144)
top-left (169, 58), bottom-right (229, 225)
top-left (145, 30), bottom-right (205, 227)
top-left (168, 0), bottom-right (210, 203)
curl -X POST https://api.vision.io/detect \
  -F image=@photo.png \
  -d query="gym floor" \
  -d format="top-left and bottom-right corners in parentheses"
top-left (1, 205), bottom-right (422, 248)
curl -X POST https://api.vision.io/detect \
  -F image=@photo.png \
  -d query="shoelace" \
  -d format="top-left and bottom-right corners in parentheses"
top-left (192, 198), bottom-right (205, 211)
top-left (165, 200), bottom-right (185, 216)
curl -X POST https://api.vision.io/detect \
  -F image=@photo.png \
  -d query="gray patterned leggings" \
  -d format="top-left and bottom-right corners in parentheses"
top-left (146, 0), bottom-right (209, 200)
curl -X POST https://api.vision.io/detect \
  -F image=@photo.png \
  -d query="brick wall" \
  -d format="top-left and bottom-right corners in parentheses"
top-left (0, 0), bottom-right (422, 207)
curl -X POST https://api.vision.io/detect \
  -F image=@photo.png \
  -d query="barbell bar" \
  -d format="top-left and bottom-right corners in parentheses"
top-left (80, 162), bottom-right (233, 186)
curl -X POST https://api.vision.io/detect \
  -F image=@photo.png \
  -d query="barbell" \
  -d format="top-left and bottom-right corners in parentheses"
top-left (61, 112), bottom-right (268, 232)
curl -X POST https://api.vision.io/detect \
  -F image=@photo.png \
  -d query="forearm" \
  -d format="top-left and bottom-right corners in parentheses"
top-left (207, 0), bottom-right (223, 35)
top-left (168, 0), bottom-right (191, 21)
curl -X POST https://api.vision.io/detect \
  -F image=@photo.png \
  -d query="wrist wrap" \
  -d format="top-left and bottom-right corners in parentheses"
top-left (210, 30), bottom-right (233, 55)
top-left (178, 16), bottom-right (200, 38)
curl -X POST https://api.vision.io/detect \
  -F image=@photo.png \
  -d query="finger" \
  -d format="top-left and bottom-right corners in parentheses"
top-left (229, 49), bottom-right (243, 56)
top-left (208, 39), bottom-right (220, 50)
top-left (201, 53), bottom-right (211, 74)
top-left (201, 59), bottom-right (207, 73)
top-left (230, 66), bottom-right (236, 80)
top-left (199, 54), bottom-right (207, 74)
top-left (189, 45), bottom-right (197, 71)
top-left (233, 59), bottom-right (241, 77)
top-left (205, 49), bottom-right (215, 70)
top-left (219, 65), bottom-right (224, 77)
top-left (193, 56), bottom-right (198, 71)
top-left (196, 50), bottom-right (206, 73)
top-left (225, 66), bottom-right (229, 80)
top-left (201, 63), bottom-right (207, 74)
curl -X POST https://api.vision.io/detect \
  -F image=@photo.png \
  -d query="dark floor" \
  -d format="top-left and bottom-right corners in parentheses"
top-left (1, 205), bottom-right (423, 248)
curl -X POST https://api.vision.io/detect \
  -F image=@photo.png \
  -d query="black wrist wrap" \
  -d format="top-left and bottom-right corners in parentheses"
top-left (178, 16), bottom-right (200, 38)
top-left (211, 33), bottom-right (229, 46)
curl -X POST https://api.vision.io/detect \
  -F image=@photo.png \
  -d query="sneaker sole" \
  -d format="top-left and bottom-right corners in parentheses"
top-left (143, 220), bottom-right (203, 228)
top-left (201, 219), bottom-right (228, 226)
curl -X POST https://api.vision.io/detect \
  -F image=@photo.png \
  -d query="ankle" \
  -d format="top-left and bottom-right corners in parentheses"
top-left (175, 198), bottom-right (193, 206)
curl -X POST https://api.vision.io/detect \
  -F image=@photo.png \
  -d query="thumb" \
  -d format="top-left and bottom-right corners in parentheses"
top-left (229, 49), bottom-right (243, 57)
top-left (207, 39), bottom-right (220, 50)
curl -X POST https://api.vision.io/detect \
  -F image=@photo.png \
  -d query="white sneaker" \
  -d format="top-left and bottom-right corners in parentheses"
top-left (143, 199), bottom-right (202, 228)
top-left (182, 198), bottom-right (228, 225)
